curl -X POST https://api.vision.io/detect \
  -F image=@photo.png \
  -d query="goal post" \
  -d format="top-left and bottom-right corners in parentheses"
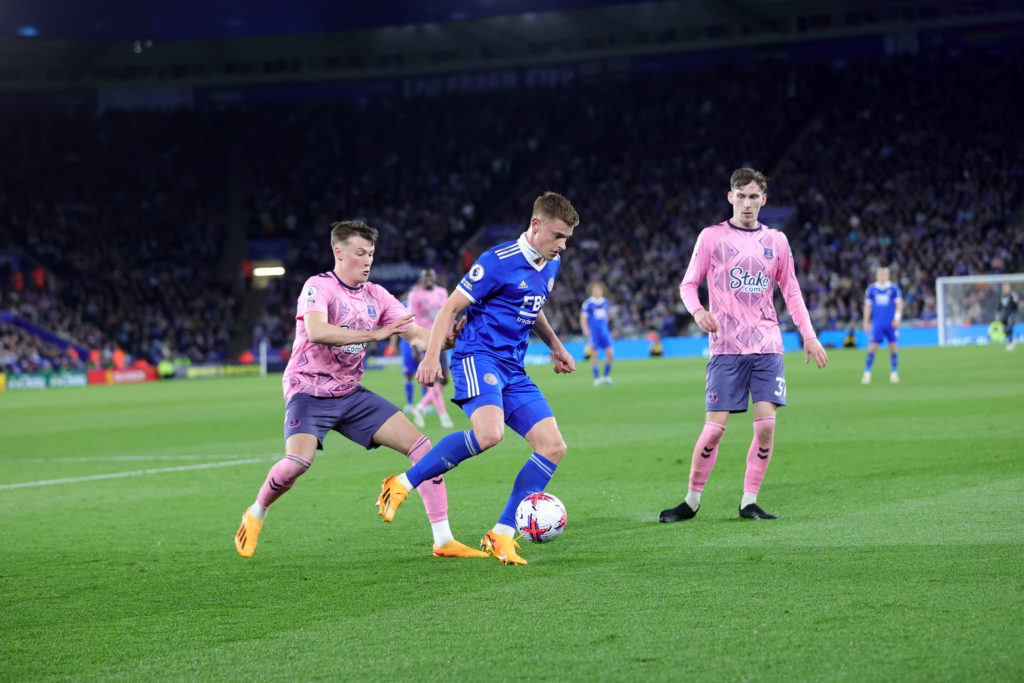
top-left (935, 273), bottom-right (1024, 346)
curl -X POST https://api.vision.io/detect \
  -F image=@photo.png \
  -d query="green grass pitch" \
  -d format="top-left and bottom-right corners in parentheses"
top-left (1, 345), bottom-right (1022, 680)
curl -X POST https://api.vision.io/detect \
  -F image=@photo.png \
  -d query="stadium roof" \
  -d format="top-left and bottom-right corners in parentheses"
top-left (3, 0), bottom-right (659, 41)
top-left (5, 0), bottom-right (1021, 42)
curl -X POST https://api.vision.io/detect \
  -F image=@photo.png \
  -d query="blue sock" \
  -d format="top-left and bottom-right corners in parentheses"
top-left (604, 362), bottom-right (612, 377)
top-left (404, 380), bottom-right (414, 405)
top-left (891, 352), bottom-right (898, 371)
top-left (497, 452), bottom-right (558, 529)
top-left (865, 352), bottom-right (875, 371)
top-left (592, 365), bottom-right (599, 379)
top-left (406, 430), bottom-right (481, 488)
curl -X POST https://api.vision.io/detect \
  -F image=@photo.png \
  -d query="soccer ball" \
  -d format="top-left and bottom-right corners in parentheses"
top-left (515, 492), bottom-right (567, 543)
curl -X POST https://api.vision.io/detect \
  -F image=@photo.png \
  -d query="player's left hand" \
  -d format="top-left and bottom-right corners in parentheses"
top-left (552, 348), bottom-right (575, 374)
top-left (442, 316), bottom-right (466, 350)
top-left (804, 337), bottom-right (828, 369)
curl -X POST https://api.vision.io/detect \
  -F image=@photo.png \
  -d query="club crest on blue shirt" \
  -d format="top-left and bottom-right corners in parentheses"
top-left (468, 264), bottom-right (485, 281)
top-left (764, 248), bottom-right (774, 260)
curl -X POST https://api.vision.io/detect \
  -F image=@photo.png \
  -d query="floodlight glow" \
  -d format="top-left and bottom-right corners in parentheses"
top-left (253, 266), bottom-right (286, 277)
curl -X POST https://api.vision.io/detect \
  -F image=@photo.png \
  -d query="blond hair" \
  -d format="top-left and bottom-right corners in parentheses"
top-left (533, 191), bottom-right (580, 228)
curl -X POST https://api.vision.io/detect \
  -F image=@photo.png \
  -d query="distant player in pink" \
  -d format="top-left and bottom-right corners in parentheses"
top-left (407, 268), bottom-right (455, 429)
top-left (235, 220), bottom-right (486, 559)
top-left (660, 168), bottom-right (828, 523)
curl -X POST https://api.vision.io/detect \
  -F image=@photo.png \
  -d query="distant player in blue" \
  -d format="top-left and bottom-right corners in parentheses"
top-left (580, 281), bottom-right (615, 386)
top-left (400, 338), bottom-right (419, 410)
top-left (861, 266), bottom-right (902, 384)
top-left (999, 283), bottom-right (1018, 351)
top-left (377, 192), bottom-right (580, 565)
top-left (387, 309), bottom-right (424, 412)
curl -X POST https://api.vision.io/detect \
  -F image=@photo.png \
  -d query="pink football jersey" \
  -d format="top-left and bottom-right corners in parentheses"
top-left (407, 284), bottom-right (448, 329)
top-left (680, 220), bottom-right (816, 356)
top-left (282, 272), bottom-right (408, 401)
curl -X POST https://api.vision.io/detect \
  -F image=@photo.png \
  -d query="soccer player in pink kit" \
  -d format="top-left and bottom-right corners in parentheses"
top-left (234, 220), bottom-right (486, 559)
top-left (407, 268), bottom-right (455, 429)
top-left (659, 168), bottom-right (829, 522)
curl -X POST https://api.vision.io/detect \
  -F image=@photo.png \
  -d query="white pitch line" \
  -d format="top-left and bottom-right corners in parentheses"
top-left (0, 458), bottom-right (267, 490)
top-left (31, 454), bottom-right (268, 464)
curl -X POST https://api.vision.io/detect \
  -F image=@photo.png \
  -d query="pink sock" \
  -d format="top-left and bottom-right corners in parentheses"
top-left (743, 417), bottom-right (776, 493)
top-left (689, 422), bottom-right (726, 492)
top-left (418, 385), bottom-right (447, 416)
top-left (407, 435), bottom-right (448, 523)
top-left (256, 453), bottom-right (313, 508)
top-left (429, 385), bottom-right (447, 417)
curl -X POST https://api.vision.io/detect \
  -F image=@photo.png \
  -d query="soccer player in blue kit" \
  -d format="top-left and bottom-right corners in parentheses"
top-left (377, 192), bottom-right (580, 565)
top-left (861, 266), bottom-right (902, 384)
top-left (581, 281), bottom-right (615, 386)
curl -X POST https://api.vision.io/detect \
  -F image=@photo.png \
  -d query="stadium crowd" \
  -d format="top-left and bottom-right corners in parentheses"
top-left (1, 43), bottom-right (1022, 370)
top-left (0, 109), bottom-right (241, 369)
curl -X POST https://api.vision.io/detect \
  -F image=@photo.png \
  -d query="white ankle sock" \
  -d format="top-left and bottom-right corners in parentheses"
top-left (741, 492), bottom-right (758, 508)
top-left (397, 472), bottom-right (413, 491)
top-left (431, 519), bottom-right (454, 547)
top-left (250, 502), bottom-right (267, 520)
top-left (492, 523), bottom-right (516, 536)
top-left (684, 489), bottom-right (701, 509)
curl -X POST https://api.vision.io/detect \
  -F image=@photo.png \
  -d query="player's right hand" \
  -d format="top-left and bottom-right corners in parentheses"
top-left (695, 309), bottom-right (719, 334)
top-left (375, 313), bottom-right (415, 341)
top-left (416, 356), bottom-right (443, 386)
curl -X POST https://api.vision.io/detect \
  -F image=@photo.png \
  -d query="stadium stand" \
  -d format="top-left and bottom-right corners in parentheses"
top-left (1, 41), bottom-right (1022, 369)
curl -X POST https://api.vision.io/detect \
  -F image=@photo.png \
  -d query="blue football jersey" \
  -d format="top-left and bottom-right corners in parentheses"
top-left (865, 282), bottom-right (901, 327)
top-left (454, 235), bottom-right (560, 365)
top-left (581, 297), bottom-right (611, 336)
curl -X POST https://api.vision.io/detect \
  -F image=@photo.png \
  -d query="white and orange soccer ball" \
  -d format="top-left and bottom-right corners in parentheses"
top-left (515, 492), bottom-right (567, 543)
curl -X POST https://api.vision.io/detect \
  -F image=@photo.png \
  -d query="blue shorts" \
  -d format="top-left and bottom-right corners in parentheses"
top-left (401, 341), bottom-right (451, 383)
top-left (705, 354), bottom-right (787, 413)
top-left (451, 354), bottom-right (555, 438)
top-left (284, 388), bottom-right (400, 450)
top-left (589, 327), bottom-right (612, 350)
top-left (400, 339), bottom-right (418, 376)
top-left (871, 325), bottom-right (898, 344)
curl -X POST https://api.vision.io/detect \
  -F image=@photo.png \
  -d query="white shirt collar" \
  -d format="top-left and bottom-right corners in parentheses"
top-left (517, 232), bottom-right (546, 271)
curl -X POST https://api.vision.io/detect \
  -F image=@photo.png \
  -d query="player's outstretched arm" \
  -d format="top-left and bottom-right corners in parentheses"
top-left (535, 310), bottom-right (575, 374)
top-left (401, 324), bottom-right (431, 351)
top-left (306, 311), bottom-right (413, 346)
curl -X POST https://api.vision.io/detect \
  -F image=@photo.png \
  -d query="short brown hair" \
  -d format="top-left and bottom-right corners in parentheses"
top-left (730, 168), bottom-right (768, 192)
top-left (533, 191), bottom-right (580, 229)
top-left (330, 220), bottom-right (378, 248)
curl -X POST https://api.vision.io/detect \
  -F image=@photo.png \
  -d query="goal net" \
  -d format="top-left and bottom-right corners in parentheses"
top-left (935, 273), bottom-right (1024, 346)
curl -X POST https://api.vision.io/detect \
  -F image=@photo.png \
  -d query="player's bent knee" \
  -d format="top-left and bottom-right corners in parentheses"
top-left (541, 439), bottom-right (568, 463)
top-left (474, 426), bottom-right (505, 450)
top-left (755, 425), bottom-right (774, 445)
